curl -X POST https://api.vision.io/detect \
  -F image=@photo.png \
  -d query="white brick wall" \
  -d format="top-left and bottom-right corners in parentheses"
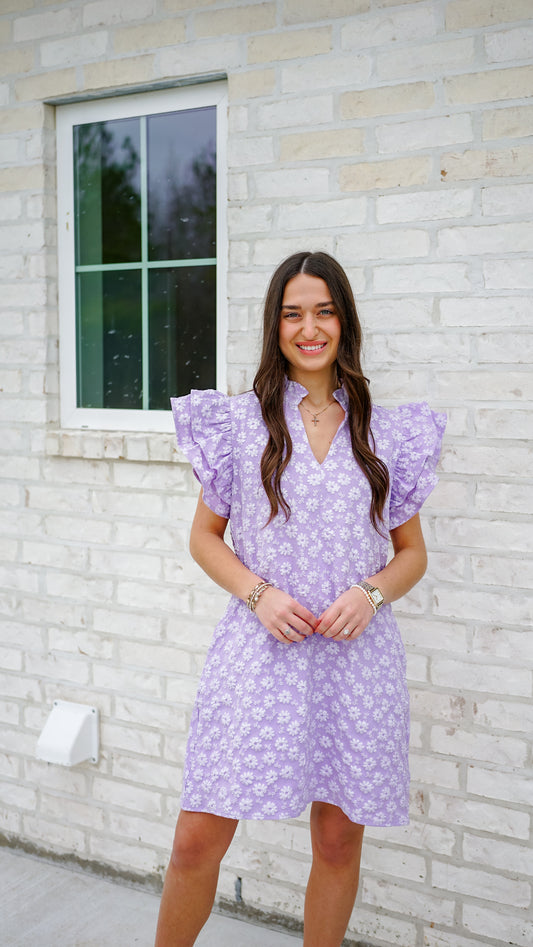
top-left (0, 1), bottom-right (532, 945)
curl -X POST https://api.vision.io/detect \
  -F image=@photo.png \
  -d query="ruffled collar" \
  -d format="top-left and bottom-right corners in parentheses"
top-left (284, 377), bottom-right (348, 410)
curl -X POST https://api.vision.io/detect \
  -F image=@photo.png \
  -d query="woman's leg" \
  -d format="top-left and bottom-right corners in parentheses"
top-left (303, 802), bottom-right (365, 947)
top-left (154, 809), bottom-right (238, 947)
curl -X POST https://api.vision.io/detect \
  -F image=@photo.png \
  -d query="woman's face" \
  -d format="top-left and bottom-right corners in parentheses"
top-left (278, 272), bottom-right (341, 376)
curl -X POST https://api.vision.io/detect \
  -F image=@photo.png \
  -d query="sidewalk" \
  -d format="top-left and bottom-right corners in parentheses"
top-left (1, 847), bottom-right (301, 947)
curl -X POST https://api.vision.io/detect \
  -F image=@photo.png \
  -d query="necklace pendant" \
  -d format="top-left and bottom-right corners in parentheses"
top-left (312, 416), bottom-right (319, 426)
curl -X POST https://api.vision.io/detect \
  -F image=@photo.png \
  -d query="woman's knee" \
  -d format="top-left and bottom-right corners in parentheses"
top-left (310, 803), bottom-right (364, 869)
top-left (169, 811), bottom-right (237, 873)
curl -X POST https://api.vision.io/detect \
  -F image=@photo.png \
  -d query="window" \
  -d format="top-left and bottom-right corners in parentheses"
top-left (57, 82), bottom-right (227, 431)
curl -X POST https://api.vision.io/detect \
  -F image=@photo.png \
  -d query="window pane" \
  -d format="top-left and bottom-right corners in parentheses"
top-left (77, 270), bottom-right (142, 409)
top-left (147, 107), bottom-right (216, 261)
top-left (74, 119), bottom-right (141, 265)
top-left (149, 265), bottom-right (216, 408)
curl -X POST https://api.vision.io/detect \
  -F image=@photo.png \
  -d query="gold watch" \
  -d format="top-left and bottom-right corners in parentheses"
top-left (357, 580), bottom-right (385, 611)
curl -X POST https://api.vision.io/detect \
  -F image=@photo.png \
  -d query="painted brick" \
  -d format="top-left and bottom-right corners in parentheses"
top-left (340, 156), bottom-right (431, 191)
top-left (280, 127), bottom-right (364, 161)
top-left (410, 755), bottom-right (461, 790)
top-left (248, 27), bottom-right (331, 64)
top-left (473, 698), bottom-right (533, 734)
top-left (15, 68), bottom-right (77, 103)
top-left (0, 45), bottom-right (34, 76)
top-left (430, 725), bottom-right (527, 767)
top-left (377, 188), bottom-right (473, 223)
top-left (482, 181), bottom-right (533, 215)
top-left (254, 167), bottom-right (329, 198)
top-left (40, 32), bottom-right (108, 67)
top-left (486, 24), bottom-right (533, 64)
top-left (283, 0), bottom-right (368, 23)
top-left (113, 19), bottom-right (185, 53)
top-left (432, 861), bottom-right (530, 908)
top-left (430, 658), bottom-right (531, 698)
top-left (463, 904), bottom-right (533, 946)
top-left (13, 8), bottom-right (79, 43)
top-left (377, 114), bottom-right (473, 153)
top-left (363, 876), bottom-right (455, 925)
top-left (341, 4), bottom-right (437, 49)
top-left (338, 228), bottom-right (429, 261)
top-left (83, 0), bottom-right (155, 29)
top-left (473, 625), bottom-right (533, 663)
top-left (159, 40), bottom-right (241, 79)
top-left (257, 94), bottom-right (333, 129)
top-left (441, 145), bottom-right (533, 180)
top-left (377, 37), bottom-right (475, 81)
top-left (463, 833), bottom-right (533, 876)
top-left (436, 370), bottom-right (532, 401)
top-left (82, 55), bottom-right (154, 91)
top-left (446, 65), bottom-right (533, 106)
top-left (373, 263), bottom-right (470, 294)
top-left (282, 54), bottom-right (371, 93)
top-left (194, 3), bottom-right (276, 38)
top-left (475, 482), bottom-right (531, 515)
top-left (484, 258), bottom-right (533, 289)
top-left (468, 766), bottom-right (533, 808)
top-left (439, 221), bottom-right (533, 257)
top-left (228, 136), bottom-right (274, 168)
top-left (428, 792), bottom-right (529, 839)
top-left (278, 197), bottom-right (366, 231)
top-left (440, 295), bottom-right (531, 325)
top-left (228, 69), bottom-right (275, 101)
top-left (341, 81), bottom-right (434, 118)
top-left (445, 0), bottom-right (533, 31)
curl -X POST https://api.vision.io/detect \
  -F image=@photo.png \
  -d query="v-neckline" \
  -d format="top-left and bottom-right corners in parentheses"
top-left (285, 379), bottom-right (348, 467)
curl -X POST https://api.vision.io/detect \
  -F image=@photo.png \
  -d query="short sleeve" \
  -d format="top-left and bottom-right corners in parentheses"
top-left (389, 402), bottom-right (446, 530)
top-left (170, 390), bottom-right (232, 518)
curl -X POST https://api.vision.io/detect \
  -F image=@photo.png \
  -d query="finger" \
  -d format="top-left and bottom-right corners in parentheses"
top-left (288, 614), bottom-right (315, 637)
top-left (314, 611), bottom-right (338, 636)
top-left (291, 603), bottom-right (318, 628)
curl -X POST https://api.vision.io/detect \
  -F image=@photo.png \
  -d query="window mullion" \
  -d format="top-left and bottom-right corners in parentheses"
top-left (140, 115), bottom-right (149, 411)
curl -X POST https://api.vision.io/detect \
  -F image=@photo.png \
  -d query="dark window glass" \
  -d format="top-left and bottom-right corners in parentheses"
top-left (148, 109), bottom-right (216, 261)
top-left (73, 105), bottom-right (217, 411)
top-left (148, 265), bottom-right (216, 409)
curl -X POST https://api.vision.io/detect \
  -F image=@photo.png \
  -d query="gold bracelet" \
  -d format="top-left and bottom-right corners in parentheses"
top-left (246, 581), bottom-right (273, 612)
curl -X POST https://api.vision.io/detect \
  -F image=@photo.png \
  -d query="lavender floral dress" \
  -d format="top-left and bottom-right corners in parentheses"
top-left (171, 380), bottom-right (445, 826)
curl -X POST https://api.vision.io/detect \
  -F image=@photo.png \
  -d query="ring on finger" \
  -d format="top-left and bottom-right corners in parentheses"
top-left (282, 628), bottom-right (293, 639)
top-left (342, 627), bottom-right (351, 637)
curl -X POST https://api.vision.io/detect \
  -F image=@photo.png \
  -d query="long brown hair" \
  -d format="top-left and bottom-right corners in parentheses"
top-left (253, 251), bottom-right (389, 532)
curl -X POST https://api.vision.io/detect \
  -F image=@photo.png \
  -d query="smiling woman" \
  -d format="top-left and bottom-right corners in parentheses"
top-left (156, 251), bottom-right (446, 947)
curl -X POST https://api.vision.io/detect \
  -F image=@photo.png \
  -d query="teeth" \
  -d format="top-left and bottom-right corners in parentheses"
top-left (298, 344), bottom-right (325, 351)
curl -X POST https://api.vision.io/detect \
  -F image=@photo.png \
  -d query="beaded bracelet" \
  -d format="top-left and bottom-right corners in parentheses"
top-left (350, 583), bottom-right (377, 616)
top-left (246, 580), bottom-right (273, 612)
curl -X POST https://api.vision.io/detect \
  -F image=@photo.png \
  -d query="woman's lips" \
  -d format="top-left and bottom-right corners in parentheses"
top-left (295, 342), bottom-right (327, 353)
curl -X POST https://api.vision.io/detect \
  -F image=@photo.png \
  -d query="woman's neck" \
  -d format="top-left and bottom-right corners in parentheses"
top-left (288, 367), bottom-right (339, 407)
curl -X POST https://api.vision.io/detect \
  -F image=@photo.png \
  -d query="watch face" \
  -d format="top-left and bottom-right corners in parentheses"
top-left (370, 588), bottom-right (384, 606)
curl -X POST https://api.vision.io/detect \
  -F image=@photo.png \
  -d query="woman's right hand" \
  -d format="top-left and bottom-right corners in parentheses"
top-left (253, 586), bottom-right (317, 644)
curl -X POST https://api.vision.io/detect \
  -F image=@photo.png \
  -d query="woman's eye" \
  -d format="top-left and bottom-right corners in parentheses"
top-left (319, 309), bottom-right (334, 317)
top-left (283, 311), bottom-right (300, 319)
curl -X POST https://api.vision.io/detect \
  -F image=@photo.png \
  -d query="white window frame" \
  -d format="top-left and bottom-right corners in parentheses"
top-left (57, 81), bottom-right (228, 432)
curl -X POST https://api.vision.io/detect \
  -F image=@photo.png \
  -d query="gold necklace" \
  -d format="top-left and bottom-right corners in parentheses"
top-left (300, 399), bottom-right (336, 427)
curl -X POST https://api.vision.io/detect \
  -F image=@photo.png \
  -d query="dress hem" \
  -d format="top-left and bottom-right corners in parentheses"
top-left (180, 797), bottom-right (409, 828)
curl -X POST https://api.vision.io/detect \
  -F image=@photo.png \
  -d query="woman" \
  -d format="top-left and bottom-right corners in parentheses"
top-left (155, 251), bottom-right (445, 947)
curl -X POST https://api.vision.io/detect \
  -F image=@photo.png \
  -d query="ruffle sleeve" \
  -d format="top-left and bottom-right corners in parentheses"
top-left (389, 402), bottom-right (446, 530)
top-left (170, 390), bottom-right (232, 518)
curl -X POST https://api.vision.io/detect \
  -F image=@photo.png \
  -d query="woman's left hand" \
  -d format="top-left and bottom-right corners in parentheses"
top-left (314, 587), bottom-right (375, 640)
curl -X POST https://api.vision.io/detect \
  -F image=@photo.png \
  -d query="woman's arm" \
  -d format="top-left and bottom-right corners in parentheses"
top-left (315, 513), bottom-right (428, 639)
top-left (189, 491), bottom-right (316, 642)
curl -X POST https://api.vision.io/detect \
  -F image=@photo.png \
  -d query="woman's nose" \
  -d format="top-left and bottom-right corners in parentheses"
top-left (300, 314), bottom-right (318, 338)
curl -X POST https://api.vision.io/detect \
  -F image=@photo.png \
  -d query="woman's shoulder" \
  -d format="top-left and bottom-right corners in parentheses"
top-left (371, 401), bottom-right (446, 447)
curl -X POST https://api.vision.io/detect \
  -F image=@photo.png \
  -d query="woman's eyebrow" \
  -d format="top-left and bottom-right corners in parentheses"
top-left (280, 300), bottom-right (334, 309)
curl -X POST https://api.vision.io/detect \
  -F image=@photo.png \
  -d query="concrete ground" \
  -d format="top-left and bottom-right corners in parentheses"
top-left (1, 846), bottom-right (301, 947)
